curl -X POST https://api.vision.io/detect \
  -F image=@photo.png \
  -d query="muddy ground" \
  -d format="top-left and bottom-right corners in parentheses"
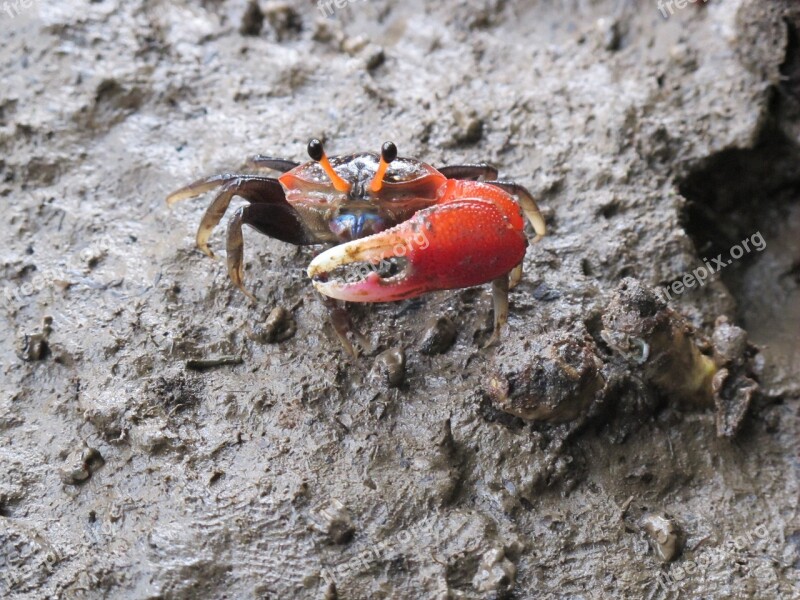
top-left (1, 0), bottom-right (798, 598)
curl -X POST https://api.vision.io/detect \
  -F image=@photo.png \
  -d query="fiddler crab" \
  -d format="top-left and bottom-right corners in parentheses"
top-left (166, 140), bottom-right (546, 356)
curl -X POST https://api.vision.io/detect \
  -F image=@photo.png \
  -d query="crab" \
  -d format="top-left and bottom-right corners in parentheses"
top-left (166, 140), bottom-right (546, 356)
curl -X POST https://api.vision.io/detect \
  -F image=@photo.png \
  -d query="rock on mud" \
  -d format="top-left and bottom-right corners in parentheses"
top-left (59, 446), bottom-right (104, 485)
top-left (370, 347), bottom-right (406, 388)
top-left (488, 330), bottom-right (606, 422)
top-left (310, 499), bottom-right (355, 545)
top-left (639, 513), bottom-right (682, 563)
top-left (419, 316), bottom-right (457, 355)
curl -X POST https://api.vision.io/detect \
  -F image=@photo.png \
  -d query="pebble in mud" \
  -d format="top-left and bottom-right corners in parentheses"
top-left (309, 499), bottom-right (355, 545)
top-left (639, 513), bottom-right (682, 563)
top-left (452, 112), bottom-right (484, 146)
top-left (472, 547), bottom-right (517, 594)
top-left (595, 17), bottom-right (622, 51)
top-left (711, 316), bottom-right (751, 363)
top-left (17, 316), bottom-right (52, 362)
top-left (59, 446), bottom-right (104, 485)
top-left (419, 316), bottom-right (457, 355)
top-left (370, 348), bottom-right (406, 387)
top-left (248, 306), bottom-right (296, 344)
top-left (709, 316), bottom-right (760, 437)
top-left (263, 2), bottom-right (302, 41)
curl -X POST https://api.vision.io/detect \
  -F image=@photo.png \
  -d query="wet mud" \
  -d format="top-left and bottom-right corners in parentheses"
top-left (1, 1), bottom-right (798, 598)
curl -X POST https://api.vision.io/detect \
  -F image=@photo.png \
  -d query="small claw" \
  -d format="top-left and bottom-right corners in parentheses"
top-left (308, 193), bottom-right (528, 303)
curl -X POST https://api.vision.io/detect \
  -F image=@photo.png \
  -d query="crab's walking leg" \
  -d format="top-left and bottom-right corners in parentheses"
top-left (320, 296), bottom-right (372, 358)
top-left (438, 164), bottom-right (499, 181)
top-left (509, 263), bottom-right (523, 289)
top-left (486, 275), bottom-right (510, 347)
top-left (166, 173), bottom-right (241, 206)
top-left (225, 208), bottom-right (256, 301)
top-left (227, 201), bottom-right (315, 302)
top-left (246, 156), bottom-right (300, 173)
top-left (225, 201), bottom-right (312, 300)
top-left (485, 180), bottom-right (546, 242)
top-left (167, 175), bottom-right (289, 256)
top-left (168, 175), bottom-right (315, 299)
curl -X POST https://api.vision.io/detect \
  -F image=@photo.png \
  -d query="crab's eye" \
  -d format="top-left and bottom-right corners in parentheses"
top-left (381, 142), bottom-right (398, 163)
top-left (330, 213), bottom-right (387, 241)
top-left (307, 139), bottom-right (324, 161)
top-left (307, 138), bottom-right (351, 193)
top-left (370, 141), bottom-right (398, 193)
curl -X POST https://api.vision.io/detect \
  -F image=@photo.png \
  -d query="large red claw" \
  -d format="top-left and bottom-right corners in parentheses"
top-left (307, 181), bottom-right (529, 302)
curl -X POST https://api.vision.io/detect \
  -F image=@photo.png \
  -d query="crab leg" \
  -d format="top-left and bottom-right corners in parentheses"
top-left (167, 175), bottom-right (311, 250)
top-left (246, 156), bottom-right (300, 173)
top-left (485, 180), bottom-right (546, 242)
top-left (225, 202), bottom-right (314, 299)
top-left (438, 164), bottom-right (499, 181)
top-left (320, 296), bottom-right (372, 359)
top-left (509, 263), bottom-right (524, 289)
top-left (168, 174), bottom-right (316, 300)
top-left (487, 275), bottom-right (510, 347)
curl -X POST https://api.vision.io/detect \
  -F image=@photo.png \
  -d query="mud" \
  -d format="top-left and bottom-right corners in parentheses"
top-left (1, 1), bottom-right (798, 598)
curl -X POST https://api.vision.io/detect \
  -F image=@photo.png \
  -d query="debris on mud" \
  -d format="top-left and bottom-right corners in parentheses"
top-left (247, 305), bottom-right (296, 344)
top-left (601, 278), bottom-right (761, 436)
top-left (709, 316), bottom-right (761, 437)
top-left (639, 512), bottom-right (683, 563)
top-left (471, 546), bottom-right (517, 595)
top-left (239, 0), bottom-right (264, 36)
top-left (16, 316), bottom-right (52, 362)
top-left (58, 446), bottom-right (104, 485)
top-left (601, 278), bottom-right (718, 406)
top-left (310, 499), bottom-right (355, 545)
top-left (370, 347), bottom-right (405, 388)
top-left (185, 355), bottom-right (244, 371)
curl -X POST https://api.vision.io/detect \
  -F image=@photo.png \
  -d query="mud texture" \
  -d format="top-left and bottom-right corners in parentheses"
top-left (1, 1), bottom-right (799, 599)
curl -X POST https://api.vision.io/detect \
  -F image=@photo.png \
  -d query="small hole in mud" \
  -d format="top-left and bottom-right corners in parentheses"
top-left (598, 201), bottom-right (620, 219)
top-left (679, 125), bottom-right (800, 396)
